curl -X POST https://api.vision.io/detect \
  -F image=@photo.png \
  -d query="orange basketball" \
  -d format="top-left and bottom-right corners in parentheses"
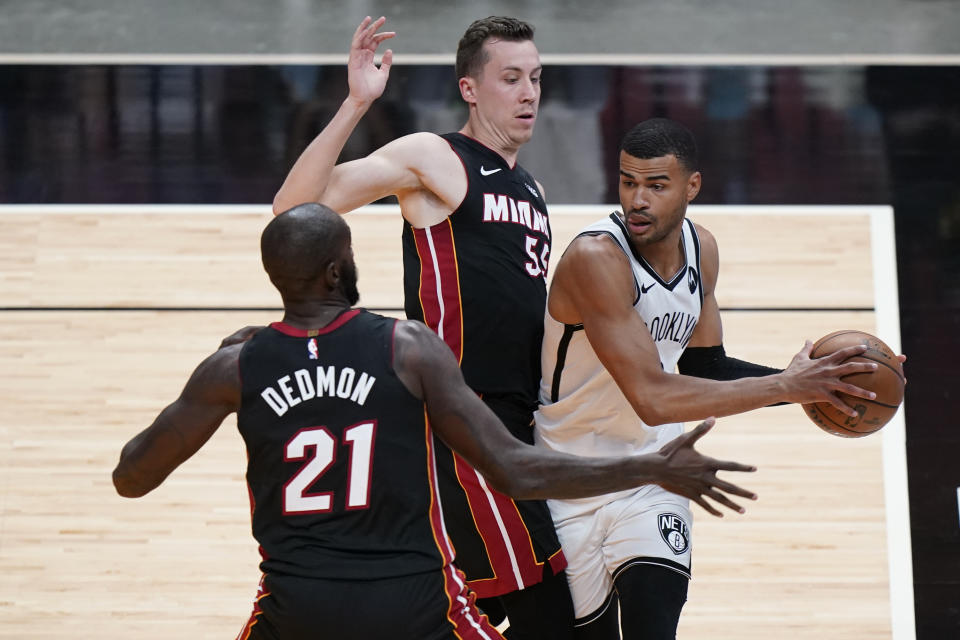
top-left (801, 330), bottom-right (904, 438)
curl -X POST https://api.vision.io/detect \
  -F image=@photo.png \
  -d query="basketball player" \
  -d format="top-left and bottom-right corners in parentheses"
top-left (535, 118), bottom-right (885, 640)
top-left (112, 204), bottom-right (759, 640)
top-left (271, 15), bottom-right (570, 638)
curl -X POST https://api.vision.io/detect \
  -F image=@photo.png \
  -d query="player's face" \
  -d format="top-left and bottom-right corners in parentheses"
top-left (463, 39), bottom-right (541, 147)
top-left (618, 151), bottom-right (701, 249)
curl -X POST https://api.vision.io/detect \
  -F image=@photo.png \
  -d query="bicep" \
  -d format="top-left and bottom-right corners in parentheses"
top-left (560, 238), bottom-right (665, 384)
top-left (322, 153), bottom-right (419, 213)
top-left (322, 133), bottom-right (461, 215)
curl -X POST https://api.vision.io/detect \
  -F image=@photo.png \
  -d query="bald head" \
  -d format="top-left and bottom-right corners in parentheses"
top-left (262, 203), bottom-right (358, 304)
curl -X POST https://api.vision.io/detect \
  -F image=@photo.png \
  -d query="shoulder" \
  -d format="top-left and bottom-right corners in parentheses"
top-left (393, 318), bottom-right (443, 353)
top-left (183, 343), bottom-right (243, 405)
top-left (690, 220), bottom-right (718, 264)
top-left (689, 220), bottom-right (719, 290)
top-left (566, 230), bottom-right (629, 264)
top-left (554, 232), bottom-right (632, 289)
top-left (375, 131), bottom-right (454, 159)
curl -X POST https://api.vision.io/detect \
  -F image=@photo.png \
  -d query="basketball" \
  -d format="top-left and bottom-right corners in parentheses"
top-left (801, 330), bottom-right (904, 437)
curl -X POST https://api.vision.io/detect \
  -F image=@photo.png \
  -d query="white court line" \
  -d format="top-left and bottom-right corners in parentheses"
top-left (871, 206), bottom-right (916, 640)
top-left (2, 53), bottom-right (960, 66)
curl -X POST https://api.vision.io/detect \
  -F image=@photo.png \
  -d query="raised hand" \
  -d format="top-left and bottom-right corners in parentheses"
top-left (781, 340), bottom-right (880, 416)
top-left (652, 418), bottom-right (757, 517)
top-left (347, 16), bottom-right (395, 106)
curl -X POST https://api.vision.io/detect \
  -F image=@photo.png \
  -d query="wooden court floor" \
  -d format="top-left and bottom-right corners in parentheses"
top-left (0, 206), bottom-right (898, 639)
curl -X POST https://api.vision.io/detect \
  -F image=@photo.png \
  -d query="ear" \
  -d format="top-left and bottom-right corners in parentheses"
top-left (686, 171), bottom-right (702, 202)
top-left (323, 259), bottom-right (340, 291)
top-left (459, 76), bottom-right (477, 105)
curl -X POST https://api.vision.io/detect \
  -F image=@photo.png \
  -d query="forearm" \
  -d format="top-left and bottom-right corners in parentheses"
top-left (678, 345), bottom-right (781, 380)
top-left (626, 370), bottom-right (789, 426)
top-left (494, 447), bottom-right (665, 500)
top-left (112, 421), bottom-right (183, 498)
top-left (677, 345), bottom-right (788, 407)
top-left (273, 98), bottom-right (370, 214)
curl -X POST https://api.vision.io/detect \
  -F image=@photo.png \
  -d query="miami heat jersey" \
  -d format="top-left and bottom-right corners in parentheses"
top-left (236, 310), bottom-right (454, 581)
top-left (402, 132), bottom-right (551, 404)
top-left (535, 214), bottom-right (703, 467)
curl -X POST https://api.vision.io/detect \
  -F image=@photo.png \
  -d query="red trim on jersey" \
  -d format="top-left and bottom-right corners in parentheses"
top-left (235, 574), bottom-right (270, 640)
top-left (269, 309), bottom-right (361, 337)
top-left (452, 452), bottom-right (545, 597)
top-left (411, 221), bottom-right (464, 363)
top-left (424, 411), bottom-right (455, 565)
top-left (441, 562), bottom-right (505, 640)
top-left (548, 546), bottom-right (567, 575)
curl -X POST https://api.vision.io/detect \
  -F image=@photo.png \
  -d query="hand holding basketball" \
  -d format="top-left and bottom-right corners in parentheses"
top-left (780, 336), bottom-right (883, 411)
top-left (800, 330), bottom-right (905, 437)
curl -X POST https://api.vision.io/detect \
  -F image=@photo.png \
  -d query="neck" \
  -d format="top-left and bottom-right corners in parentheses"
top-left (280, 298), bottom-right (352, 329)
top-left (459, 118), bottom-right (521, 166)
top-left (633, 226), bottom-right (686, 280)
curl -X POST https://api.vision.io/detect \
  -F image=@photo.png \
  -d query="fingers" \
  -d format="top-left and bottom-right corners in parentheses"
top-left (823, 392), bottom-right (864, 417)
top-left (379, 49), bottom-right (393, 73)
top-left (692, 495), bottom-right (722, 517)
top-left (353, 16), bottom-right (371, 40)
top-left (684, 417), bottom-right (716, 445)
top-left (798, 339), bottom-right (814, 358)
top-left (826, 343), bottom-right (869, 363)
top-left (835, 380), bottom-right (876, 401)
top-left (713, 459), bottom-right (757, 474)
top-left (355, 16), bottom-right (393, 49)
top-left (704, 489), bottom-right (747, 515)
top-left (709, 475), bottom-right (757, 499)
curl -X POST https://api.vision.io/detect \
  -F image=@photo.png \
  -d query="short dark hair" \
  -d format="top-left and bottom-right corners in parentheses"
top-left (455, 16), bottom-right (535, 79)
top-left (620, 118), bottom-right (699, 173)
top-left (262, 203), bottom-right (350, 294)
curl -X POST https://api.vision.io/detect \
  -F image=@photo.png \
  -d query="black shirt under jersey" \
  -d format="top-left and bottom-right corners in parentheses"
top-left (401, 132), bottom-right (551, 408)
top-left (236, 310), bottom-right (450, 580)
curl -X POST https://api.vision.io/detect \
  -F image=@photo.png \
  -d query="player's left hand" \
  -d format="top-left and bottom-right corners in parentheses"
top-left (347, 16), bottom-right (395, 106)
top-left (219, 325), bottom-right (264, 349)
top-left (653, 417), bottom-right (758, 517)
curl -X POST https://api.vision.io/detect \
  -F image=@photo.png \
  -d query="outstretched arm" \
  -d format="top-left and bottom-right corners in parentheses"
top-left (549, 233), bottom-right (878, 424)
top-left (391, 320), bottom-right (756, 514)
top-left (112, 345), bottom-right (242, 497)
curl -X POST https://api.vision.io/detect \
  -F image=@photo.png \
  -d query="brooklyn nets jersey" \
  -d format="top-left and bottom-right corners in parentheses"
top-left (535, 214), bottom-right (704, 471)
top-left (402, 132), bottom-right (551, 404)
top-left (236, 310), bottom-right (455, 581)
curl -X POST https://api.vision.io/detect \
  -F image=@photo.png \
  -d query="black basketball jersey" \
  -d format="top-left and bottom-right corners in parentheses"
top-left (402, 132), bottom-right (551, 405)
top-left (236, 310), bottom-right (454, 580)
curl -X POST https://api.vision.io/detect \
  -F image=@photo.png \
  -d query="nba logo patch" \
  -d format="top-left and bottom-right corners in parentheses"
top-left (687, 266), bottom-right (699, 295)
top-left (307, 338), bottom-right (319, 360)
top-left (658, 512), bottom-right (689, 555)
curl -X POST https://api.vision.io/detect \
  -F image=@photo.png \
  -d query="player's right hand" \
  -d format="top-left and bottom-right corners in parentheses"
top-left (347, 16), bottom-right (395, 106)
top-left (782, 340), bottom-right (878, 416)
top-left (653, 418), bottom-right (757, 517)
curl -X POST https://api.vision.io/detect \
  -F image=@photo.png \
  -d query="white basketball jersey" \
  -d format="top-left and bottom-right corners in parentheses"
top-left (535, 212), bottom-right (703, 473)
